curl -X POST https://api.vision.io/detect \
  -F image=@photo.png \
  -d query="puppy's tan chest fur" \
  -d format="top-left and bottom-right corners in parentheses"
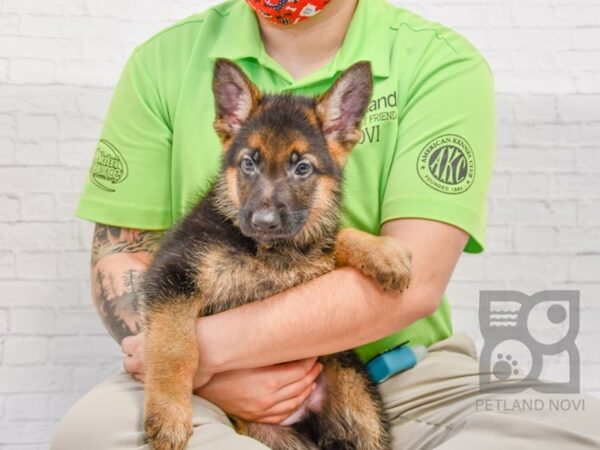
top-left (196, 244), bottom-right (335, 315)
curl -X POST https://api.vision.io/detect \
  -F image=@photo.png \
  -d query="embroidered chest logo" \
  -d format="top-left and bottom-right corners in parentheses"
top-left (417, 134), bottom-right (475, 194)
top-left (89, 139), bottom-right (129, 192)
top-left (359, 90), bottom-right (398, 145)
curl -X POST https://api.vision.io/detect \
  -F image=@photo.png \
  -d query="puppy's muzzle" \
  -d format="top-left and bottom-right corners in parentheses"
top-left (251, 208), bottom-right (282, 232)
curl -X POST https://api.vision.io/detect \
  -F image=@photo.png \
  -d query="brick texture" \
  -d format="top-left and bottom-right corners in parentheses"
top-left (0, 0), bottom-right (599, 447)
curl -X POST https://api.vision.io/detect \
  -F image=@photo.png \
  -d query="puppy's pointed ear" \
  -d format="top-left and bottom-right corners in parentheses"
top-left (213, 59), bottom-right (261, 145)
top-left (316, 61), bottom-right (373, 165)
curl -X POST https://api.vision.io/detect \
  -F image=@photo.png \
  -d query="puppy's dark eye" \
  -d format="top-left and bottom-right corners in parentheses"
top-left (295, 161), bottom-right (312, 177)
top-left (241, 157), bottom-right (256, 174)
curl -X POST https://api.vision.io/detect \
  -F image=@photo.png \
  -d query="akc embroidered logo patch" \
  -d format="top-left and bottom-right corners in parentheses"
top-left (89, 139), bottom-right (129, 192)
top-left (417, 134), bottom-right (475, 194)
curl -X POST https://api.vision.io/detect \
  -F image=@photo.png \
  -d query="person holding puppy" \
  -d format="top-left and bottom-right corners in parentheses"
top-left (52, 0), bottom-right (600, 449)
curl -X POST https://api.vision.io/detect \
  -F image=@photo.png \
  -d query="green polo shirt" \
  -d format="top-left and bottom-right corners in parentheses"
top-left (77, 0), bottom-right (495, 363)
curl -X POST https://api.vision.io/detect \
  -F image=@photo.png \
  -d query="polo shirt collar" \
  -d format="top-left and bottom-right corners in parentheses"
top-left (209, 0), bottom-right (392, 80)
top-left (337, 0), bottom-right (392, 79)
top-left (209, 0), bottom-right (263, 61)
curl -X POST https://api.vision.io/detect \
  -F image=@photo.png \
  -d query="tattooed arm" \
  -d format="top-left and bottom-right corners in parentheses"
top-left (91, 223), bottom-right (164, 344)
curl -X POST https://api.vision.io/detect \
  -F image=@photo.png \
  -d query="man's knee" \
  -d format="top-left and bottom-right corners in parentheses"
top-left (51, 373), bottom-right (270, 450)
top-left (51, 373), bottom-right (145, 450)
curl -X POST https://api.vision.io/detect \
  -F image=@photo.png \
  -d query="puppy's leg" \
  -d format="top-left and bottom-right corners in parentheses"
top-left (318, 354), bottom-right (392, 450)
top-left (335, 228), bottom-right (411, 292)
top-left (143, 296), bottom-right (202, 450)
top-left (234, 418), bottom-right (318, 450)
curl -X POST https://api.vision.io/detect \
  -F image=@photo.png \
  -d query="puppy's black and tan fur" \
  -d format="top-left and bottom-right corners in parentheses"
top-left (141, 59), bottom-right (412, 450)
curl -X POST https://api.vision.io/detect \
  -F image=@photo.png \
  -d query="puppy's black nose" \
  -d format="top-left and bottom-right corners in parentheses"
top-left (251, 209), bottom-right (281, 231)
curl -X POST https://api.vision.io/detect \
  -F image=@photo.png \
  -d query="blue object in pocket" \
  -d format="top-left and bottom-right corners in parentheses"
top-left (365, 343), bottom-right (428, 384)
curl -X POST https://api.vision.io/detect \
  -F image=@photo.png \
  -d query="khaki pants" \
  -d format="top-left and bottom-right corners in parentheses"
top-left (51, 333), bottom-right (600, 449)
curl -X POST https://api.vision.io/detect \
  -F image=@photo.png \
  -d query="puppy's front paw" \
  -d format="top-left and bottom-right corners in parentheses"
top-left (144, 398), bottom-right (193, 450)
top-left (357, 236), bottom-right (412, 292)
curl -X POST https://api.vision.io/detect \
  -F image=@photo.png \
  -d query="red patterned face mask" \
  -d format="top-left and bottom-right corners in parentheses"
top-left (246, 0), bottom-right (332, 26)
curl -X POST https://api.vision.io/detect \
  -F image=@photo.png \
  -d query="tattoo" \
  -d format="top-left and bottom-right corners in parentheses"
top-left (91, 224), bottom-right (165, 343)
top-left (96, 268), bottom-right (144, 342)
top-left (92, 224), bottom-right (164, 265)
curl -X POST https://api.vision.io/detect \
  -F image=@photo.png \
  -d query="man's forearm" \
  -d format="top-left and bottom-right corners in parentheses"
top-left (90, 224), bottom-right (163, 343)
top-left (196, 219), bottom-right (469, 373)
top-left (197, 266), bottom-right (435, 372)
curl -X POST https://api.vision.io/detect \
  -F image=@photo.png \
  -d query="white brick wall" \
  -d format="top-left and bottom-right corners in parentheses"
top-left (0, 0), bottom-right (599, 447)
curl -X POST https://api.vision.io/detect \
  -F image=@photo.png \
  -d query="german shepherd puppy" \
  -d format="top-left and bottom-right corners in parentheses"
top-left (141, 59), bottom-right (412, 450)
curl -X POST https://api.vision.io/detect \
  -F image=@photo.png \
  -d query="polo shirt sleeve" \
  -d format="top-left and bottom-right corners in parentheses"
top-left (76, 49), bottom-right (173, 230)
top-left (381, 42), bottom-right (495, 253)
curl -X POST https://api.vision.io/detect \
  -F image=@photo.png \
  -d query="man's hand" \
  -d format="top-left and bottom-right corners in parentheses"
top-left (196, 358), bottom-right (322, 424)
top-left (122, 333), bottom-right (146, 382)
top-left (122, 333), bottom-right (322, 424)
